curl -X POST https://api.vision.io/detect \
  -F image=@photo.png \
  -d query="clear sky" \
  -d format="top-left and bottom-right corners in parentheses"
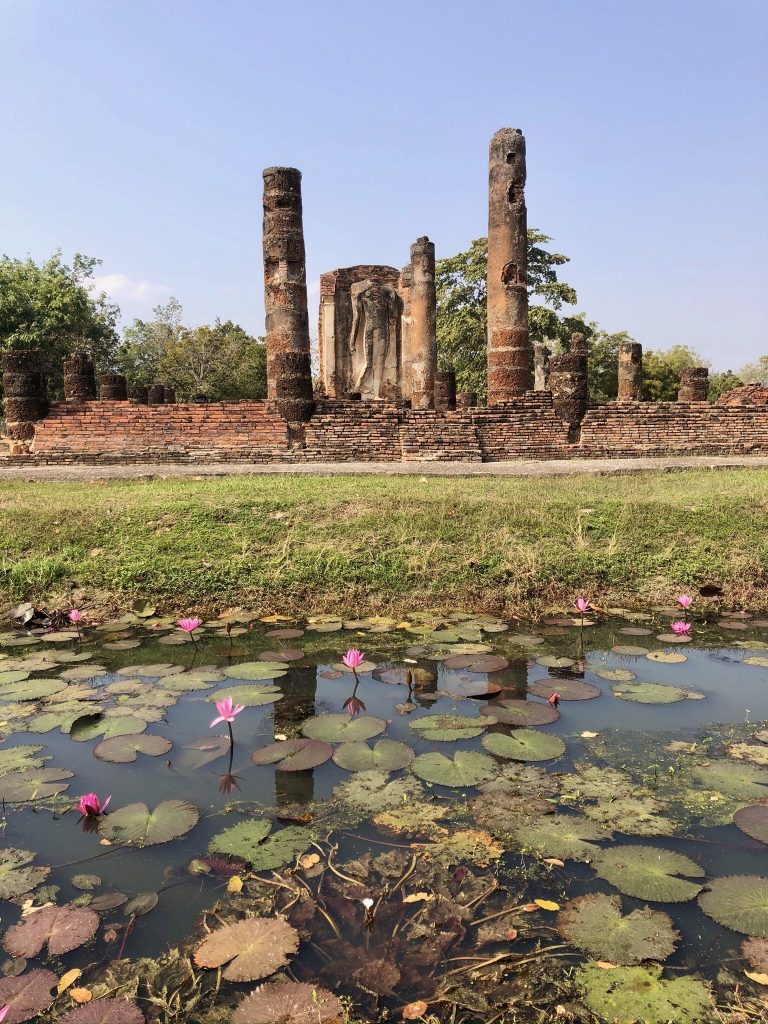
top-left (1, 0), bottom-right (766, 370)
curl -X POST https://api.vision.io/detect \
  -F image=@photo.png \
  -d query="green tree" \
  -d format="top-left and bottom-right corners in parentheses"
top-left (581, 327), bottom-right (638, 402)
top-left (708, 370), bottom-right (744, 403)
top-left (113, 297), bottom-right (184, 386)
top-left (642, 345), bottom-right (708, 402)
top-left (0, 251), bottom-right (120, 395)
top-left (157, 319), bottom-right (267, 400)
top-left (435, 231), bottom-right (588, 399)
top-left (737, 355), bottom-right (768, 385)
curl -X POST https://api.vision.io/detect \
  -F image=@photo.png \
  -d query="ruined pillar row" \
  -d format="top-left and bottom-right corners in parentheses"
top-left (1, 348), bottom-right (48, 451)
top-left (487, 128), bottom-right (529, 403)
top-left (533, 343), bottom-right (551, 391)
top-left (99, 373), bottom-right (128, 400)
top-left (408, 236), bottom-right (437, 410)
top-left (678, 367), bottom-right (709, 402)
top-left (262, 166), bottom-right (314, 418)
top-left (617, 342), bottom-right (643, 401)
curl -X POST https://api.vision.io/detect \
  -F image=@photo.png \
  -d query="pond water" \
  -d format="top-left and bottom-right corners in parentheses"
top-left (0, 605), bottom-right (767, 1023)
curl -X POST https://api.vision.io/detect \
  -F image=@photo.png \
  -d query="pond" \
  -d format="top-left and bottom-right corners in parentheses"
top-left (0, 603), bottom-right (767, 1023)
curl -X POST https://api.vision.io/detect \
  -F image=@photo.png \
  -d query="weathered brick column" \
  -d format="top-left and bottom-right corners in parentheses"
top-left (99, 373), bottom-right (128, 400)
top-left (148, 384), bottom-right (166, 405)
top-left (2, 348), bottom-right (48, 451)
top-left (63, 353), bottom-right (96, 401)
top-left (457, 391), bottom-right (477, 408)
top-left (129, 384), bottom-right (149, 404)
top-left (262, 166), bottom-right (312, 402)
top-left (618, 342), bottom-right (643, 401)
top-left (272, 351), bottom-right (315, 422)
top-left (487, 127), bottom-right (529, 403)
top-left (164, 387), bottom-right (177, 404)
top-left (408, 236), bottom-right (437, 409)
top-left (550, 351), bottom-right (588, 428)
top-left (678, 367), bottom-right (709, 402)
top-left (533, 343), bottom-right (551, 391)
top-left (434, 369), bottom-right (457, 412)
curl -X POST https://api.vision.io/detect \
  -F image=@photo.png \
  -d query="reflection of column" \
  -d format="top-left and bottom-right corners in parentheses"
top-left (273, 664), bottom-right (318, 807)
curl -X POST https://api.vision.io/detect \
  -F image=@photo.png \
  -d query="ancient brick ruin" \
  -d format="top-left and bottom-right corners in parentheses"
top-left (2, 128), bottom-right (765, 466)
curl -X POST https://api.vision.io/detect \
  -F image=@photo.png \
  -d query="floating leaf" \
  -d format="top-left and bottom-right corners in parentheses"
top-left (70, 714), bottom-right (148, 742)
top-left (611, 681), bottom-right (689, 704)
top-left (301, 714), bottom-right (386, 743)
top-left (646, 650), bottom-right (688, 663)
top-left (332, 739), bottom-right (414, 772)
top-left (57, 968), bottom-right (82, 994)
top-left (195, 917), bottom-right (299, 981)
top-left (0, 968), bottom-right (57, 1022)
top-left (408, 714), bottom-right (487, 741)
top-left (583, 796), bottom-right (676, 837)
top-left (250, 739), bottom-right (333, 772)
top-left (374, 800), bottom-right (449, 837)
top-left (71, 874), bottom-right (101, 891)
top-left (209, 821), bottom-right (312, 870)
top-left (99, 800), bottom-right (199, 847)
top-left (411, 750), bottom-right (497, 788)
top-left (556, 893), bottom-right (679, 964)
top-left (89, 892), bottom-right (128, 911)
top-left (481, 730), bottom-right (566, 762)
top-left (611, 645), bottom-right (650, 657)
top-left (117, 663), bottom-right (184, 678)
top-left (693, 761), bottom-right (768, 800)
top-left (93, 733), bottom-right (173, 763)
top-left (439, 677), bottom-right (503, 699)
top-left (221, 662), bottom-right (288, 680)
top-left (480, 699), bottom-right (559, 726)
top-left (3, 903), bottom-right (99, 957)
top-left (57, 998), bottom-right (146, 1023)
top-left (528, 679), bottom-right (602, 701)
top-left (123, 892), bottom-right (158, 916)
top-left (0, 767), bottom-right (73, 801)
top-left (734, 805), bottom-right (768, 844)
top-left (232, 981), bottom-right (342, 1024)
top-left (593, 668), bottom-right (636, 682)
top-left (334, 770), bottom-right (423, 813)
top-left (0, 745), bottom-right (47, 778)
top-left (698, 875), bottom-right (768, 936)
top-left (0, 849), bottom-right (49, 899)
top-left (728, 743), bottom-right (768, 766)
top-left (209, 684), bottom-right (283, 707)
top-left (0, 677), bottom-right (65, 701)
top-left (575, 963), bottom-right (712, 1024)
top-left (536, 655), bottom-right (575, 669)
top-left (513, 814), bottom-right (610, 862)
top-left (594, 846), bottom-right (704, 902)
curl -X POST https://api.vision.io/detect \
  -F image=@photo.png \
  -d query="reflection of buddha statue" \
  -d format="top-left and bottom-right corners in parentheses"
top-left (348, 280), bottom-right (403, 398)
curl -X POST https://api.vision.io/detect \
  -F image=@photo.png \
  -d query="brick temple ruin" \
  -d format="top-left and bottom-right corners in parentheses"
top-left (3, 128), bottom-right (768, 465)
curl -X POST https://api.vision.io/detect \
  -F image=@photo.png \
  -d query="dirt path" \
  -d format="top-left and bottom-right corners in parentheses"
top-left (1, 455), bottom-right (768, 482)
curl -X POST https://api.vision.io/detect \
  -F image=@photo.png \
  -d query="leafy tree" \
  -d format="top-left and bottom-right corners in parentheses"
top-left (114, 298), bottom-right (184, 386)
top-left (708, 370), bottom-right (745, 403)
top-left (737, 355), bottom-right (768, 385)
top-left (158, 319), bottom-right (267, 400)
top-left (436, 231), bottom-right (587, 399)
top-left (642, 345), bottom-right (708, 402)
top-left (0, 251), bottom-right (120, 395)
top-left (582, 328), bottom-right (637, 402)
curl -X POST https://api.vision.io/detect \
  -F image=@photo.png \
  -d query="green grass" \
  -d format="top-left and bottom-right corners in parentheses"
top-left (1, 469), bottom-right (767, 616)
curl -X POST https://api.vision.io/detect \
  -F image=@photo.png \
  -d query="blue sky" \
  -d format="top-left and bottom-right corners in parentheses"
top-left (1, 0), bottom-right (766, 369)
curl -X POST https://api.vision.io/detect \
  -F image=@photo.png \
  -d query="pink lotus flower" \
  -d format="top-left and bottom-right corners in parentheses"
top-left (342, 649), bottom-right (365, 671)
top-left (574, 598), bottom-right (591, 613)
top-left (69, 609), bottom-right (82, 623)
top-left (677, 595), bottom-right (693, 609)
top-left (0, 1005), bottom-right (9, 1023)
top-left (178, 616), bottom-right (203, 634)
top-left (77, 792), bottom-right (111, 817)
top-left (671, 621), bottom-right (692, 636)
top-left (210, 696), bottom-right (245, 729)
top-left (547, 693), bottom-right (560, 708)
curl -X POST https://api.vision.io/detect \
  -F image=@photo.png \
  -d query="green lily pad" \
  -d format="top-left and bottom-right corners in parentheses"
top-left (535, 655), bottom-right (576, 669)
top-left (583, 796), bottom-right (676, 837)
top-left (117, 663), bottom-right (184, 678)
top-left (99, 799), bottom-right (199, 847)
top-left (728, 743), bottom-right (768, 766)
top-left (561, 765), bottom-right (637, 802)
top-left (593, 668), bottom-right (636, 682)
top-left (301, 714), bottom-right (386, 743)
top-left (693, 761), bottom-right (768, 800)
top-left (221, 662), bottom-right (288, 680)
top-left (208, 820), bottom-right (312, 870)
top-left (250, 739), bottom-right (333, 771)
top-left (557, 893), bottom-right (679, 964)
top-left (528, 679), bottom-right (602, 701)
top-left (698, 875), bottom-right (768, 936)
top-left (332, 739), bottom-right (415, 772)
top-left (734, 805), bottom-right (768, 844)
top-left (331, 660), bottom-right (377, 673)
top-left (410, 750), bottom-right (497, 788)
top-left (646, 651), bottom-right (688, 664)
top-left (0, 767), bottom-right (73, 801)
top-left (162, 670), bottom-right (225, 691)
top-left (0, 745), bottom-right (47, 777)
top-left (0, 848), bottom-right (50, 898)
top-left (70, 714), bottom-right (148, 742)
top-left (480, 700), bottom-right (559, 726)
top-left (612, 681), bottom-right (689, 704)
top-left (611, 645), bottom-right (650, 656)
top-left (209, 685), bottom-right (283, 707)
top-left (575, 963), bottom-right (713, 1024)
top-left (71, 874), bottom-right (101, 890)
top-left (594, 845), bottom-right (705, 902)
top-left (374, 800), bottom-right (450, 837)
top-left (513, 814), bottom-right (610, 862)
top-left (481, 729), bottom-right (566, 762)
top-left (94, 733), bottom-right (173, 763)
top-left (333, 770), bottom-right (424, 813)
top-left (25, 701), bottom-right (98, 734)
top-left (0, 670), bottom-right (29, 685)
top-left (0, 677), bottom-right (66, 701)
top-left (408, 714), bottom-right (488, 741)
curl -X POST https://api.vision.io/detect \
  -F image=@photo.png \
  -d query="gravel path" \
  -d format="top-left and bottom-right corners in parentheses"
top-left (1, 455), bottom-right (767, 482)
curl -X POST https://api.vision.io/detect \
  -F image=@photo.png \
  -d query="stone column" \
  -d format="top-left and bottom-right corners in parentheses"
top-left (678, 367), bottom-right (709, 402)
top-left (549, 354), bottom-right (588, 427)
top-left (129, 384), bottom-right (149, 404)
top-left (148, 384), bottom-right (166, 405)
top-left (533, 343), bottom-right (551, 391)
top-left (272, 351), bottom-right (315, 422)
top-left (2, 349), bottom-right (48, 450)
top-left (618, 342), bottom-right (643, 401)
top-left (99, 373), bottom-right (128, 400)
top-left (434, 369), bottom-right (457, 412)
top-left (164, 387), bottom-right (177, 404)
top-left (63, 353), bottom-right (96, 401)
top-left (487, 127), bottom-right (529, 403)
top-left (408, 236), bottom-right (437, 410)
top-left (262, 166), bottom-right (313, 405)
top-left (456, 391), bottom-right (477, 409)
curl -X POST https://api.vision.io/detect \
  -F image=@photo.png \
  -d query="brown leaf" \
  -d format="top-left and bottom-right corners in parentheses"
top-left (70, 989), bottom-right (93, 1004)
top-left (506, 928), bottom-right (518, 941)
top-left (745, 970), bottom-right (768, 986)
top-left (403, 1001), bottom-right (429, 1020)
top-left (58, 968), bottom-right (82, 994)
top-left (233, 980), bottom-right (341, 1024)
top-left (57, 997), bottom-right (145, 1023)
top-left (0, 968), bottom-right (58, 1022)
top-left (194, 917), bottom-right (299, 982)
top-left (3, 904), bottom-right (99, 958)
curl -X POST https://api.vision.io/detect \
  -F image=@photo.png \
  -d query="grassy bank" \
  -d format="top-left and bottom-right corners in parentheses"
top-left (1, 469), bottom-right (767, 617)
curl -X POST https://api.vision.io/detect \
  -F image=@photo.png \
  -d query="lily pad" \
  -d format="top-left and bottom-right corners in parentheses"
top-left (409, 714), bottom-right (487, 741)
top-left (575, 963), bottom-right (712, 1024)
top-left (693, 761), bottom-right (768, 800)
top-left (57, 999), bottom-right (146, 1024)
top-left (0, 677), bottom-right (65, 701)
top-left (594, 845), bottom-right (705, 902)
top-left (0, 745), bottom-right (47, 777)
top-left (332, 739), bottom-right (415, 772)
top-left (583, 796), bottom-right (676, 837)
top-left (333, 770), bottom-right (423, 813)
top-left (301, 714), bottom-right (386, 743)
top-left (480, 699), bottom-right (559, 726)
top-left (728, 743), bottom-right (768, 766)
top-left (557, 893), bottom-right (679, 964)
top-left (250, 739), bottom-right (333, 772)
top-left (3, 903), bottom-right (99, 957)
top-left (734, 805), bottom-right (768, 844)
top-left (528, 679), bottom-right (602, 701)
top-left (0, 848), bottom-right (50, 899)
top-left (194, 917), bottom-right (299, 981)
top-left (611, 645), bottom-right (650, 656)
top-left (123, 892), bottom-right (159, 916)
top-left (99, 800), bottom-right (199, 847)
top-left (513, 814), bottom-right (610, 862)
top-left (698, 875), bottom-right (768, 936)
top-left (233, 981), bottom-right (342, 1024)
top-left (0, 968), bottom-right (58, 1023)
top-left (221, 662), bottom-right (288, 680)
top-left (89, 891), bottom-right (128, 912)
top-left (209, 685), bottom-right (283, 707)
top-left (646, 651), bottom-right (688, 664)
top-left (71, 873), bottom-right (101, 890)
top-left (374, 800), bottom-right (450, 837)
top-left (70, 714), bottom-right (148, 742)
top-left (535, 655), bottom-right (576, 669)
top-left (611, 681), bottom-right (689, 704)
top-left (0, 767), bottom-right (73, 801)
top-left (439, 677), bottom-right (503, 699)
top-left (208, 821), bottom-right (312, 870)
top-left (93, 733), bottom-right (173, 763)
top-left (410, 750), bottom-right (497, 788)
top-left (481, 729), bottom-right (566, 762)
top-left (593, 668), bottom-right (636, 682)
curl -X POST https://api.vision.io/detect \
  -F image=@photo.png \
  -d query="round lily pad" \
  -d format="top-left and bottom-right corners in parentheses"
top-left (535, 655), bottom-right (576, 669)
top-left (94, 733), bottom-right (173, 763)
top-left (693, 761), bottom-right (768, 800)
top-left (232, 980), bottom-right (342, 1024)
top-left (330, 660), bottom-right (377, 673)
top-left (250, 739), bottom-right (333, 772)
top-left (0, 677), bottom-right (65, 701)
top-left (557, 892), bottom-right (679, 964)
top-left (0, 968), bottom-right (57, 1023)
top-left (0, 767), bottom-right (73, 801)
top-left (480, 700), bottom-right (559, 726)
top-left (264, 628), bottom-right (304, 639)
top-left (611, 645), bottom-right (650, 656)
top-left (575, 963), bottom-right (713, 1024)
top-left (3, 902), bottom-right (99, 957)
top-left (593, 668), bottom-right (636, 682)
top-left (594, 845), bottom-right (705, 902)
top-left (194, 916), bottom-right (299, 982)
top-left (221, 662), bottom-right (288, 680)
top-left (209, 685), bottom-right (283, 707)
top-left (0, 745), bottom-right (47, 777)
top-left (646, 651), bottom-right (688, 664)
top-left (439, 677), bottom-right (503, 698)
top-left (301, 714), bottom-right (386, 743)
top-left (409, 714), bottom-right (487, 741)
top-left (99, 799), bottom-right (199, 847)
top-left (0, 848), bottom-right (50, 899)
top-left (260, 648), bottom-right (304, 662)
top-left (611, 681), bottom-right (689, 704)
top-left (698, 875), bottom-right (768, 936)
top-left (333, 770), bottom-right (423, 813)
top-left (618, 627), bottom-right (653, 636)
top-left (410, 750), bottom-right (497, 788)
top-left (734, 805), bottom-right (768, 844)
top-left (332, 739), bottom-right (414, 772)
top-left (208, 820), bottom-right (312, 870)
top-left (481, 729), bottom-right (566, 762)
top-left (513, 814), bottom-right (610, 862)
top-left (70, 714), bottom-right (148, 742)
top-left (528, 679), bottom-right (602, 701)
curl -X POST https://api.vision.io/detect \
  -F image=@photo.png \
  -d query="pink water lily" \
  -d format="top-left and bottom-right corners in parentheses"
top-left (210, 696), bottom-right (245, 729)
top-left (574, 598), bottom-right (591, 613)
top-left (77, 792), bottom-right (111, 817)
top-left (677, 594), bottom-right (693, 609)
top-left (178, 616), bottom-right (203, 633)
top-left (0, 1004), bottom-right (9, 1022)
top-left (342, 649), bottom-right (365, 670)
top-left (671, 620), bottom-right (692, 636)
top-left (68, 609), bottom-right (82, 623)
top-left (547, 693), bottom-right (560, 708)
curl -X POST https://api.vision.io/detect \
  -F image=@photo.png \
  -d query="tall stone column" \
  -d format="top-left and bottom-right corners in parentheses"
top-left (678, 367), bottom-right (709, 402)
top-left (2, 349), bottom-right (48, 452)
top-left (618, 342), bottom-right (643, 401)
top-left (262, 167), bottom-right (313, 411)
top-left (408, 236), bottom-right (437, 409)
top-left (487, 128), bottom-right (529, 403)
top-left (533, 343), bottom-right (551, 391)
top-left (550, 336), bottom-right (589, 429)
